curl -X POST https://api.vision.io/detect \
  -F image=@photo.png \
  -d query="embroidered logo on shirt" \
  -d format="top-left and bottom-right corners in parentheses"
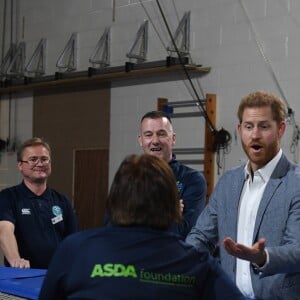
top-left (91, 264), bottom-right (137, 278)
top-left (52, 205), bottom-right (62, 217)
top-left (51, 205), bottom-right (63, 224)
top-left (21, 208), bottom-right (31, 215)
top-left (90, 263), bottom-right (196, 288)
top-left (176, 181), bottom-right (183, 194)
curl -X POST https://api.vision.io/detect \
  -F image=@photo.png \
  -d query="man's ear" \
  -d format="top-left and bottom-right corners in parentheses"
top-left (237, 123), bottom-right (241, 136)
top-left (17, 161), bottom-right (23, 172)
top-left (278, 121), bottom-right (286, 138)
top-left (138, 135), bottom-right (142, 147)
top-left (172, 133), bottom-right (176, 145)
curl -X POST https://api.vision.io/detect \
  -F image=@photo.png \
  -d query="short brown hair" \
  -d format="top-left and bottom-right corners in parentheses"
top-left (107, 154), bottom-right (181, 230)
top-left (17, 137), bottom-right (51, 161)
top-left (140, 111), bottom-right (172, 124)
top-left (237, 91), bottom-right (286, 124)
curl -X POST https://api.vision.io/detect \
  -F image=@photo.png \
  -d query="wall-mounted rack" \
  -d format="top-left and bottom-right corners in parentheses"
top-left (0, 58), bottom-right (210, 95)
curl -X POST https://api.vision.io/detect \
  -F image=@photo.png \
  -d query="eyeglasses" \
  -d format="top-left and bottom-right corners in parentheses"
top-left (20, 156), bottom-right (51, 165)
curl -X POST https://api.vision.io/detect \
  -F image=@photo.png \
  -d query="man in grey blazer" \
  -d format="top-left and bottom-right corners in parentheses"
top-left (186, 91), bottom-right (300, 300)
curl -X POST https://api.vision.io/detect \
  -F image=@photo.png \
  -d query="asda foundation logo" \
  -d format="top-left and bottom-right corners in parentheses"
top-left (91, 263), bottom-right (137, 278)
top-left (90, 263), bottom-right (196, 288)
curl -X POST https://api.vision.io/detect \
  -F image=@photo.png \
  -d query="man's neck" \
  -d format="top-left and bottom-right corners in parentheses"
top-left (23, 179), bottom-right (47, 196)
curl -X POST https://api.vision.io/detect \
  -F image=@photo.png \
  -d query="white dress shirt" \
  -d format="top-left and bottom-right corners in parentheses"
top-left (236, 149), bottom-right (282, 298)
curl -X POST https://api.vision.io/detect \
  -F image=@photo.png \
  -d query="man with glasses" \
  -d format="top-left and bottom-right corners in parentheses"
top-left (0, 137), bottom-right (78, 269)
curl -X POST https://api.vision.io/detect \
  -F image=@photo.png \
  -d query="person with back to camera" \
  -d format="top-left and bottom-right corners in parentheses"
top-left (39, 154), bottom-right (244, 300)
top-left (186, 91), bottom-right (300, 299)
top-left (138, 110), bottom-right (207, 239)
top-left (0, 137), bottom-right (79, 269)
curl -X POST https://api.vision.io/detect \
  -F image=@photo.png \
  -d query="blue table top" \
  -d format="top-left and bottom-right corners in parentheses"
top-left (0, 267), bottom-right (46, 300)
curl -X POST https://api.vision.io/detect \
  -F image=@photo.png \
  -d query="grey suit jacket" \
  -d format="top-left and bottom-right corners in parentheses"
top-left (186, 153), bottom-right (300, 300)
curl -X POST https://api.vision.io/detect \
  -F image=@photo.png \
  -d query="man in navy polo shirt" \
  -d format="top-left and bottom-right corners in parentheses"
top-left (138, 111), bottom-right (207, 238)
top-left (0, 137), bottom-right (78, 269)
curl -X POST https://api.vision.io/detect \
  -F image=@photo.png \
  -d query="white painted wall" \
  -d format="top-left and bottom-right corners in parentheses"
top-left (0, 94), bottom-right (33, 189)
top-left (0, 0), bottom-right (299, 188)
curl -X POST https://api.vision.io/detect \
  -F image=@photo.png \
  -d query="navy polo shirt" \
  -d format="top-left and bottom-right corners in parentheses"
top-left (0, 182), bottom-right (78, 268)
top-left (39, 226), bottom-right (244, 300)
